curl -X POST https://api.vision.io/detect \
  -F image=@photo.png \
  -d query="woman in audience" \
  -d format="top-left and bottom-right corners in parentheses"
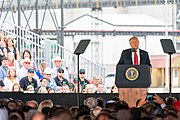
top-left (12, 83), bottom-right (22, 92)
top-left (21, 49), bottom-right (37, 70)
top-left (7, 52), bottom-right (20, 70)
top-left (5, 35), bottom-right (20, 60)
top-left (36, 61), bottom-right (48, 79)
top-left (48, 88), bottom-right (55, 93)
top-left (0, 31), bottom-right (7, 55)
top-left (4, 68), bottom-right (19, 91)
top-left (110, 85), bottom-right (118, 93)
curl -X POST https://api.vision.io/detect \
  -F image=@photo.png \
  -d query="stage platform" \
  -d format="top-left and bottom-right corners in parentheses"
top-left (0, 92), bottom-right (119, 108)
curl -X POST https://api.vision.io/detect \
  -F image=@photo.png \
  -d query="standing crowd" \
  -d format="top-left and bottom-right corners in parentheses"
top-left (0, 94), bottom-right (180, 120)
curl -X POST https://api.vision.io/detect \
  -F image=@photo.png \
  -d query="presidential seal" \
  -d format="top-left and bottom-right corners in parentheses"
top-left (125, 67), bottom-right (139, 81)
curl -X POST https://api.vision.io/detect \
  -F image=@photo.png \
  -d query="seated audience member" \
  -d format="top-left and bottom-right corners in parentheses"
top-left (19, 68), bottom-right (38, 91)
top-left (79, 69), bottom-right (89, 92)
top-left (7, 52), bottom-right (20, 70)
top-left (20, 50), bottom-right (37, 70)
top-left (48, 88), bottom-right (55, 93)
top-left (54, 67), bottom-right (69, 86)
top-left (0, 78), bottom-right (4, 91)
top-left (5, 35), bottom-right (20, 60)
top-left (0, 56), bottom-right (9, 80)
top-left (18, 57), bottom-right (32, 79)
top-left (73, 78), bottom-right (83, 93)
top-left (84, 84), bottom-right (94, 93)
top-left (95, 83), bottom-right (106, 93)
top-left (57, 86), bottom-right (63, 93)
top-left (92, 75), bottom-right (102, 91)
top-left (62, 84), bottom-right (70, 93)
top-left (36, 61), bottom-right (48, 79)
top-left (51, 56), bottom-right (69, 80)
top-left (3, 68), bottom-right (19, 91)
top-left (43, 67), bottom-right (58, 92)
top-left (38, 87), bottom-right (48, 93)
top-left (68, 83), bottom-right (75, 93)
top-left (25, 85), bottom-right (35, 93)
top-left (0, 32), bottom-right (6, 66)
top-left (110, 85), bottom-right (118, 93)
top-left (35, 78), bottom-right (50, 93)
top-left (12, 83), bottom-right (22, 92)
top-left (0, 32), bottom-right (7, 53)
top-left (1, 86), bottom-right (8, 92)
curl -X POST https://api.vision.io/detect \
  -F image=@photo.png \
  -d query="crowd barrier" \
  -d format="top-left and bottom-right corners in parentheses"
top-left (0, 92), bottom-right (178, 108)
top-left (0, 92), bottom-right (119, 108)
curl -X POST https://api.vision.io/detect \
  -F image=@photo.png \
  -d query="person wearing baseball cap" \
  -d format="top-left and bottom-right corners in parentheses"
top-left (19, 68), bottom-right (38, 91)
top-left (51, 56), bottom-right (69, 81)
top-left (54, 67), bottom-right (69, 87)
top-left (79, 69), bottom-right (89, 92)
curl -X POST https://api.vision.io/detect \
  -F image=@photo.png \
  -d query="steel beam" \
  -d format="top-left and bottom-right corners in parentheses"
top-left (1, 0), bottom-right (180, 12)
top-left (32, 30), bottom-right (168, 36)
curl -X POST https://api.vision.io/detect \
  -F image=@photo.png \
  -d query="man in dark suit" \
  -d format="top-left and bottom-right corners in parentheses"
top-left (117, 36), bottom-right (151, 67)
top-left (116, 36), bottom-right (152, 107)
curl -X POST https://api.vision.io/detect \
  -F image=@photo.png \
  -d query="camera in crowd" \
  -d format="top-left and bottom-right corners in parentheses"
top-left (146, 94), bottom-right (154, 104)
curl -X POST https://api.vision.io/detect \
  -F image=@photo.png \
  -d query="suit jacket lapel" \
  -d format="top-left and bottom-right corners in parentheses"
top-left (140, 49), bottom-right (144, 64)
top-left (128, 49), bottom-right (133, 64)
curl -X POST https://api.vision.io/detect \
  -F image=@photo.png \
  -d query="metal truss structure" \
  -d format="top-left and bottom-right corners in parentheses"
top-left (1, 0), bottom-right (180, 11)
top-left (34, 30), bottom-right (180, 36)
top-left (0, 0), bottom-right (180, 37)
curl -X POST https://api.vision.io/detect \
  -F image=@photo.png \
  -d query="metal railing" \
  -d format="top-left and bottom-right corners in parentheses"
top-left (0, 19), bottom-right (105, 80)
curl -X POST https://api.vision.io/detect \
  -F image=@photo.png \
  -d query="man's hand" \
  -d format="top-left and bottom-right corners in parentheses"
top-left (137, 94), bottom-right (148, 107)
top-left (153, 94), bottom-right (165, 105)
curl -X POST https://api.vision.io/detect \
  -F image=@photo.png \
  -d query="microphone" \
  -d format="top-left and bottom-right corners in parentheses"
top-left (131, 48), bottom-right (137, 52)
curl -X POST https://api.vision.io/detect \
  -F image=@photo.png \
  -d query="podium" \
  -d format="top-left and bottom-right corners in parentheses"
top-left (115, 65), bottom-right (151, 106)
